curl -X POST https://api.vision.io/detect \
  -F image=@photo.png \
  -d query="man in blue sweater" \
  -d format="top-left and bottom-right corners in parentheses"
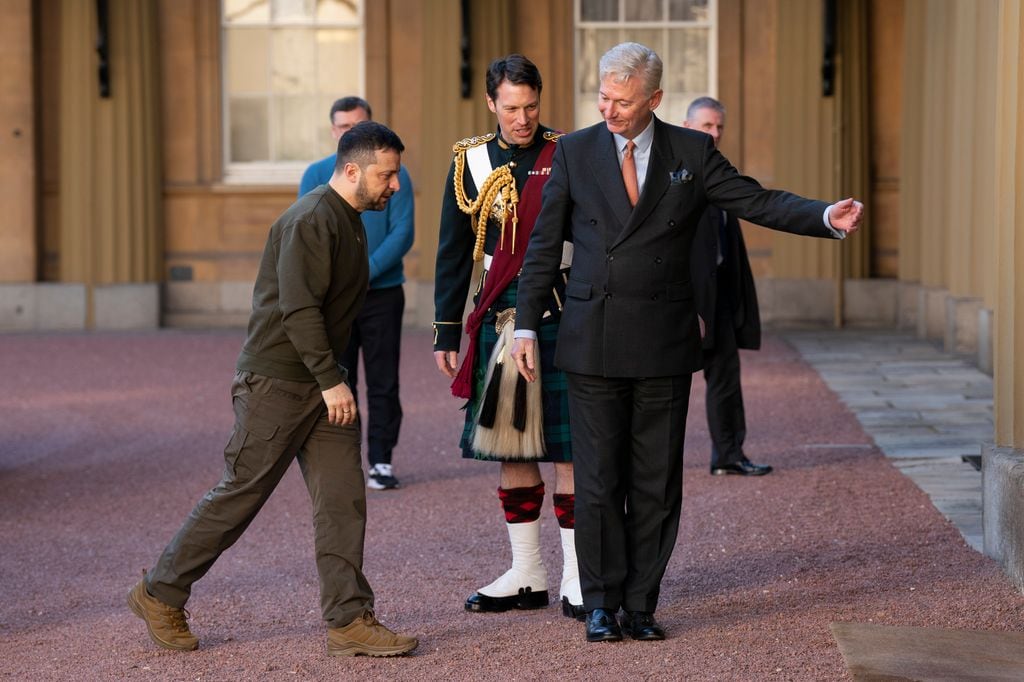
top-left (300, 97), bottom-right (415, 490)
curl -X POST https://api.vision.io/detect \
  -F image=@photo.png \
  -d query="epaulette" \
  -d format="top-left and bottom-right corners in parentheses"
top-left (543, 131), bottom-right (565, 142)
top-left (452, 133), bottom-right (495, 153)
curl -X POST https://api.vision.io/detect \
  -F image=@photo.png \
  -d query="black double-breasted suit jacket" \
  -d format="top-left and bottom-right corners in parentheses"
top-left (691, 207), bottom-right (761, 352)
top-left (516, 115), bottom-right (837, 375)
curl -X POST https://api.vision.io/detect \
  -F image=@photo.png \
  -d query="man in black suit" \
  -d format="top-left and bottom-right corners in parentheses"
top-left (511, 42), bottom-right (862, 643)
top-left (684, 96), bottom-right (772, 477)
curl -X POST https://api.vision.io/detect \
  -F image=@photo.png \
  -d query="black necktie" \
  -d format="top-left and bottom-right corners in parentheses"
top-left (717, 210), bottom-right (728, 266)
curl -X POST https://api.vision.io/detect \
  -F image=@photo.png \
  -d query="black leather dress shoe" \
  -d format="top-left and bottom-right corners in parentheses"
top-left (585, 608), bottom-right (623, 642)
top-left (620, 611), bottom-right (666, 641)
top-left (710, 459), bottom-right (773, 476)
top-left (562, 596), bottom-right (586, 621)
top-left (465, 587), bottom-right (548, 612)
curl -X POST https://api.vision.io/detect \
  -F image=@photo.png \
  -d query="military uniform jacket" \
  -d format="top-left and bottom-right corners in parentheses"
top-left (515, 116), bottom-right (837, 378)
top-left (433, 125), bottom-right (563, 352)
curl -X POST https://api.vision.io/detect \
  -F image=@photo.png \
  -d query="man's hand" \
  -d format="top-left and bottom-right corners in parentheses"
top-left (322, 382), bottom-right (357, 425)
top-left (510, 337), bottom-right (537, 383)
top-left (828, 197), bottom-right (864, 233)
top-left (434, 350), bottom-right (459, 378)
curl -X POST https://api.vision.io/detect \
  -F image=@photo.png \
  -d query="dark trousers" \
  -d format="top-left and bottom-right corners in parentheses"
top-left (703, 300), bottom-right (747, 469)
top-left (339, 285), bottom-right (404, 467)
top-left (566, 371), bottom-right (691, 613)
top-left (146, 370), bottom-right (372, 628)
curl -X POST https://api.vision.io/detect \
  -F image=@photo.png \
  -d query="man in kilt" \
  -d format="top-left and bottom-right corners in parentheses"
top-left (433, 54), bottom-right (583, 620)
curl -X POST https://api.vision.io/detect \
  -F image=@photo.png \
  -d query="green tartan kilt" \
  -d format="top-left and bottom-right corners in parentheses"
top-left (459, 280), bottom-right (571, 462)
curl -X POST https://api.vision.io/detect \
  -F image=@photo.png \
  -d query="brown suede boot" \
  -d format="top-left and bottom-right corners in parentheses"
top-left (127, 575), bottom-right (199, 651)
top-left (326, 612), bottom-right (418, 657)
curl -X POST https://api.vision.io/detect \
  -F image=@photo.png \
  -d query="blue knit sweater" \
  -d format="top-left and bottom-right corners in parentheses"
top-left (299, 154), bottom-right (414, 289)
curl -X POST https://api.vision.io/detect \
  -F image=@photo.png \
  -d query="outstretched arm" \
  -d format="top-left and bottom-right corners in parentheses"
top-left (701, 134), bottom-right (858, 239)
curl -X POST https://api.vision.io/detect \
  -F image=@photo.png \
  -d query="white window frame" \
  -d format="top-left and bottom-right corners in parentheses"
top-left (220, 1), bottom-right (366, 185)
top-left (573, 0), bottom-right (717, 130)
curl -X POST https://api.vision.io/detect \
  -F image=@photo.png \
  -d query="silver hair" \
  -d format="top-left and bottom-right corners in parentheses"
top-left (686, 96), bottom-right (726, 121)
top-left (598, 42), bottom-right (663, 96)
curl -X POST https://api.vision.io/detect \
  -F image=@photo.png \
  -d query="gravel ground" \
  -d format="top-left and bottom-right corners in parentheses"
top-left (1, 329), bottom-right (1022, 681)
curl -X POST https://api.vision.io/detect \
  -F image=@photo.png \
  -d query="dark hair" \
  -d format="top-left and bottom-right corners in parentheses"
top-left (335, 121), bottom-right (404, 171)
top-left (329, 96), bottom-right (372, 122)
top-left (485, 54), bottom-right (542, 101)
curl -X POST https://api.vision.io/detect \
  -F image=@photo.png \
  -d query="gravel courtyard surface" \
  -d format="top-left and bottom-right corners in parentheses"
top-left (1, 329), bottom-right (1022, 681)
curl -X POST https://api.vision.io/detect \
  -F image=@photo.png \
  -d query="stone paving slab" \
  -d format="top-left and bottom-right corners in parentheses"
top-left (832, 622), bottom-right (1024, 680)
top-left (932, 426), bottom-right (995, 438)
top-left (884, 446), bottom-right (984, 459)
top-left (855, 409), bottom-right (927, 419)
top-left (783, 330), bottom-right (991, 553)
top-left (921, 403), bottom-right (993, 413)
top-left (884, 396), bottom-right (973, 410)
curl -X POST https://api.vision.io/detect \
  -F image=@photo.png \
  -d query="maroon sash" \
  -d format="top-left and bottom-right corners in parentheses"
top-left (451, 139), bottom-right (558, 399)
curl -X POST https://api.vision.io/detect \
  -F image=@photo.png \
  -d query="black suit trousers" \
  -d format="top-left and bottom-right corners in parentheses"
top-left (566, 371), bottom-right (691, 613)
top-left (703, 296), bottom-right (747, 468)
top-left (338, 285), bottom-right (405, 466)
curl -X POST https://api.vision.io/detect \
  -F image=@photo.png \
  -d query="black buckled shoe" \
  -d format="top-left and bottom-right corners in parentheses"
top-left (620, 610), bottom-right (665, 641)
top-left (585, 608), bottom-right (623, 642)
top-left (710, 458), bottom-right (773, 476)
top-left (465, 587), bottom-right (548, 613)
top-left (562, 596), bottom-right (586, 621)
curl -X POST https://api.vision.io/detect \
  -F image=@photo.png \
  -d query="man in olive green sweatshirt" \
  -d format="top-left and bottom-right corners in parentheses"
top-left (128, 121), bottom-right (418, 658)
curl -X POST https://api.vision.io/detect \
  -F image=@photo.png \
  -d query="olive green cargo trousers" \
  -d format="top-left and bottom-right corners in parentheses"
top-left (146, 370), bottom-right (372, 627)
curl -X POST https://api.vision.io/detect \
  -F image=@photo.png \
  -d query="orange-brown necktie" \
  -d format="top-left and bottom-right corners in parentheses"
top-left (622, 140), bottom-right (639, 207)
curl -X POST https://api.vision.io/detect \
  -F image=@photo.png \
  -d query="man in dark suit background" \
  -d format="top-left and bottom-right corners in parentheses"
top-left (511, 42), bottom-right (862, 644)
top-left (684, 96), bottom-right (772, 477)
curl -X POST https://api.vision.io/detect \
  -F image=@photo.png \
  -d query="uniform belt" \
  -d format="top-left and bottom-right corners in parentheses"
top-left (482, 241), bottom-right (574, 273)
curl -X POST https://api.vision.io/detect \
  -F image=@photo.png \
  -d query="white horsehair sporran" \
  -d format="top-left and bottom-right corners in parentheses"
top-left (471, 308), bottom-right (545, 459)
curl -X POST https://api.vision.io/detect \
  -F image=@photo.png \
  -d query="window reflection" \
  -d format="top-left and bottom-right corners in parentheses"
top-left (576, 0), bottom-right (714, 131)
top-left (670, 0), bottom-right (709, 22)
top-left (222, 0), bottom-right (363, 181)
top-left (229, 98), bottom-right (269, 162)
top-left (270, 0), bottom-right (314, 22)
top-left (318, 0), bottom-right (358, 23)
top-left (581, 0), bottom-right (617, 22)
top-left (625, 0), bottom-right (662, 22)
top-left (224, 0), bottom-right (270, 24)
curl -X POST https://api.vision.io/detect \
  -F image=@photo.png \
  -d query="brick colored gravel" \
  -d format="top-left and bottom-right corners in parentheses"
top-left (1, 329), bottom-right (1022, 681)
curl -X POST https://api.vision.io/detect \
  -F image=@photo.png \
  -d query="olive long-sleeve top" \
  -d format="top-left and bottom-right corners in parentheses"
top-left (236, 184), bottom-right (369, 391)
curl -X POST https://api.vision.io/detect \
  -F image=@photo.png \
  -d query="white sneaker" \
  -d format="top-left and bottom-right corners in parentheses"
top-left (367, 463), bottom-right (400, 490)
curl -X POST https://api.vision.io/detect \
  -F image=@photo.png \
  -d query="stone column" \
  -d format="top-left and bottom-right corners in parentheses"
top-left (918, 0), bottom-right (953, 290)
top-left (898, 0), bottom-right (925, 286)
top-left (0, 0), bottom-right (36, 284)
top-left (772, 0), bottom-right (839, 280)
top-left (994, 0), bottom-right (1023, 446)
top-left (985, 0), bottom-right (1024, 594)
top-left (403, 0), bottom-right (512, 327)
top-left (836, 0), bottom-right (871, 281)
